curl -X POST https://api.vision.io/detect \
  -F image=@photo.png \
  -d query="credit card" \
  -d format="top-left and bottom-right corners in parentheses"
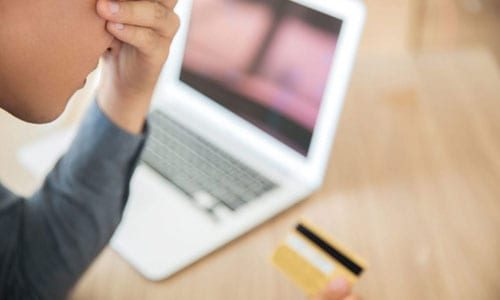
top-left (271, 220), bottom-right (366, 295)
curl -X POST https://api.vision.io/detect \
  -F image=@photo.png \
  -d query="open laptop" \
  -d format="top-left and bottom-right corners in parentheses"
top-left (111, 0), bottom-right (366, 280)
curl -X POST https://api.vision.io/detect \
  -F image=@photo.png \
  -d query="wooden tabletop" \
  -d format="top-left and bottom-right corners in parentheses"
top-left (2, 49), bottom-right (499, 300)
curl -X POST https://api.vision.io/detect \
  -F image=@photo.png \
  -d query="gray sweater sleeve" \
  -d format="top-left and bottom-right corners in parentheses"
top-left (0, 100), bottom-right (148, 299)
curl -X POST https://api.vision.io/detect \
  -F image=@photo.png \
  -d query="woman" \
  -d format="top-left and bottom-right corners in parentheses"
top-left (0, 0), bottom-right (358, 298)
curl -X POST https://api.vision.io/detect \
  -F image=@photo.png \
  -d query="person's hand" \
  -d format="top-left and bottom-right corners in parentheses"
top-left (96, 0), bottom-right (180, 134)
top-left (311, 278), bottom-right (360, 300)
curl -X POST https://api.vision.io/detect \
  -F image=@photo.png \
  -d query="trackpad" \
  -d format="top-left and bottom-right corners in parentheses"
top-left (111, 165), bottom-right (216, 275)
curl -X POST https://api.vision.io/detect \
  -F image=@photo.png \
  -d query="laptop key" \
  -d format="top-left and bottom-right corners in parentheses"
top-left (141, 110), bottom-right (277, 215)
top-left (193, 191), bottom-right (218, 209)
top-left (212, 204), bottom-right (232, 220)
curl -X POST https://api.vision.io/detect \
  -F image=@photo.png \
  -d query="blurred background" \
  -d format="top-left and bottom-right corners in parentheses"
top-left (0, 0), bottom-right (500, 191)
top-left (0, 0), bottom-right (499, 299)
top-left (361, 0), bottom-right (499, 59)
top-left (2, 0), bottom-right (498, 191)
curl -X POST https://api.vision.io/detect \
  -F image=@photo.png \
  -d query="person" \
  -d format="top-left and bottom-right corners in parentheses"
top-left (0, 0), bottom-right (360, 299)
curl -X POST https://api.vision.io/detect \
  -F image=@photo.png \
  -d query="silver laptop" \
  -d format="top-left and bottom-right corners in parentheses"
top-left (111, 0), bottom-right (366, 280)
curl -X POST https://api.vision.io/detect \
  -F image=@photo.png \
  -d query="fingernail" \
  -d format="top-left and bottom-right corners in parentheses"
top-left (109, 1), bottom-right (120, 14)
top-left (328, 278), bottom-right (349, 292)
top-left (113, 23), bottom-right (124, 30)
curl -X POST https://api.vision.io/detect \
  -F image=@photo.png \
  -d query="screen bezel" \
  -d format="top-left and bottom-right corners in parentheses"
top-left (156, 0), bottom-right (366, 187)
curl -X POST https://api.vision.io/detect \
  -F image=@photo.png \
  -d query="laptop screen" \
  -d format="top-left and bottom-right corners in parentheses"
top-left (180, 0), bottom-right (343, 156)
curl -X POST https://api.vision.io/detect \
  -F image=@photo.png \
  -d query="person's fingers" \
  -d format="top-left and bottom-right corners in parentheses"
top-left (106, 22), bottom-right (160, 54)
top-left (97, 0), bottom-right (180, 38)
top-left (161, 0), bottom-right (178, 10)
top-left (320, 278), bottom-right (351, 300)
top-left (344, 295), bottom-right (361, 300)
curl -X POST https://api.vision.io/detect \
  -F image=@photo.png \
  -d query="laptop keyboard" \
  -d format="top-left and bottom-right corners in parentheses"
top-left (141, 110), bottom-right (277, 216)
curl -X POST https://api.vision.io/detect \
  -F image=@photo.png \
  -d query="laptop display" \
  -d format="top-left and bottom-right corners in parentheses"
top-left (180, 0), bottom-right (343, 156)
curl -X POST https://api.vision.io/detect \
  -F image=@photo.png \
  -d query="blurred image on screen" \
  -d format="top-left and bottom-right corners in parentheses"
top-left (181, 0), bottom-right (343, 155)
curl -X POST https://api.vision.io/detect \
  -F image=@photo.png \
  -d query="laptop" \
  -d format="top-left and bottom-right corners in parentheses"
top-left (111, 0), bottom-right (366, 280)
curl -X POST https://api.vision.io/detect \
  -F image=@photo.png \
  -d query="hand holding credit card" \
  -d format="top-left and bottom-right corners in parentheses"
top-left (271, 220), bottom-right (366, 296)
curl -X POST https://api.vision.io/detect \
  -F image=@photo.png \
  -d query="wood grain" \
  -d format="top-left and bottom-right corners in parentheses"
top-left (0, 18), bottom-right (498, 296)
top-left (66, 49), bottom-right (500, 300)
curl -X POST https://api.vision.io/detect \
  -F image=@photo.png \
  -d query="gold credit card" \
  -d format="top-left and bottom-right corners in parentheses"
top-left (271, 220), bottom-right (366, 295)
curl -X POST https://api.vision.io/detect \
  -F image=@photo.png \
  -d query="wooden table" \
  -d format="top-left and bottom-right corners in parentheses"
top-left (2, 49), bottom-right (499, 300)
